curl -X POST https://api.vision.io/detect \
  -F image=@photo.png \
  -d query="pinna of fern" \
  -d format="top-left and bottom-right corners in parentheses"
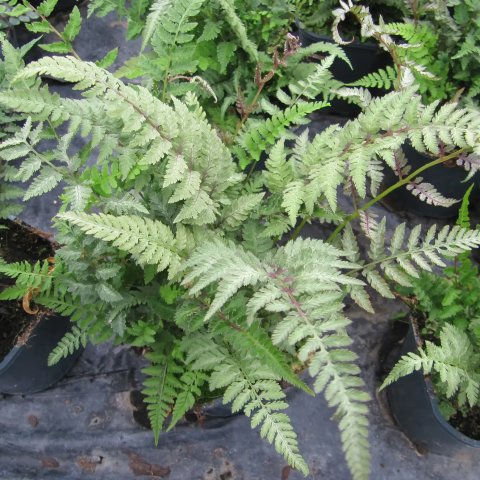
top-left (2, 26), bottom-right (480, 480)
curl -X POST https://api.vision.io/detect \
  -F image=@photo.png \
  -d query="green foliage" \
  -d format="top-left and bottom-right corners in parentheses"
top-left (142, 344), bottom-right (184, 444)
top-left (382, 324), bottom-right (480, 413)
top-left (383, 196), bottom-right (480, 419)
top-left (0, 37), bottom-right (35, 219)
top-left (141, 0), bottom-right (171, 51)
top-left (331, 1), bottom-right (480, 104)
top-left (456, 183), bottom-right (474, 229)
top-left (235, 101), bottom-right (328, 168)
top-left (349, 66), bottom-right (397, 90)
top-left (36, 0), bottom-right (59, 17)
top-left (48, 326), bottom-right (88, 365)
top-left (167, 369), bottom-right (207, 430)
top-left (185, 331), bottom-right (309, 475)
top-left (0, 0), bottom-right (83, 57)
top-left (89, 0), bottom-right (310, 133)
top-left (214, 0), bottom-right (258, 61)
top-left (0, 0), bottom-right (39, 29)
top-left (2, 5), bottom-right (480, 478)
top-left (0, 258), bottom-right (58, 300)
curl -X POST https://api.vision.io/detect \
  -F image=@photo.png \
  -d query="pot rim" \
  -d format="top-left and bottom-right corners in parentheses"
top-left (0, 345), bottom-right (22, 371)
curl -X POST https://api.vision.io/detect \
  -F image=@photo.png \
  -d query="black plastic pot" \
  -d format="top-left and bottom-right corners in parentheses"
top-left (0, 313), bottom-right (82, 394)
top-left (0, 219), bottom-right (83, 394)
top-left (295, 26), bottom-right (392, 117)
top-left (386, 321), bottom-right (480, 455)
top-left (382, 143), bottom-right (479, 219)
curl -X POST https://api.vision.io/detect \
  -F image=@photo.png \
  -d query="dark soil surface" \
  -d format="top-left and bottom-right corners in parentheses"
top-left (0, 219), bottom-right (54, 359)
top-left (450, 407), bottom-right (480, 440)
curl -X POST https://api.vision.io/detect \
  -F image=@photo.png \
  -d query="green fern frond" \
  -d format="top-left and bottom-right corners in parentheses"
top-left (263, 139), bottom-right (293, 193)
top-left (167, 370), bottom-right (207, 430)
top-left (149, 0), bottom-right (206, 88)
top-left (242, 221), bottom-right (273, 258)
top-left (382, 324), bottom-right (480, 408)
top-left (348, 66), bottom-right (397, 90)
top-left (235, 102), bottom-right (327, 169)
top-left (47, 326), bottom-right (87, 366)
top-left (0, 184), bottom-right (23, 219)
top-left (142, 347), bottom-right (184, 444)
top-left (35, 289), bottom-right (78, 316)
top-left (217, 193), bottom-right (264, 230)
top-left (276, 55), bottom-right (340, 106)
top-left (141, 0), bottom-right (172, 51)
top-left (452, 36), bottom-right (480, 60)
top-left (0, 258), bottom-right (56, 297)
top-left (293, 41), bottom-right (352, 69)
top-left (185, 332), bottom-right (309, 475)
top-left (214, 0), bottom-right (258, 61)
top-left (211, 320), bottom-right (313, 396)
top-left (457, 184), bottom-right (474, 229)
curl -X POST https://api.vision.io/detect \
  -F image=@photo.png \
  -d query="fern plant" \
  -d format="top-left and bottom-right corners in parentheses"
top-left (330, 0), bottom-right (480, 105)
top-left (2, 5), bottom-right (480, 480)
top-left (86, 0), bottom-right (353, 134)
top-left (381, 254), bottom-right (480, 422)
top-left (382, 189), bottom-right (480, 425)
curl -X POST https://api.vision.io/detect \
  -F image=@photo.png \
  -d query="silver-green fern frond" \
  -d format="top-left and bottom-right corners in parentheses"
top-left (381, 324), bottom-right (480, 408)
top-left (57, 212), bottom-right (184, 278)
top-left (184, 332), bottom-right (309, 475)
top-left (183, 237), bottom-right (370, 480)
top-left (348, 220), bottom-right (480, 300)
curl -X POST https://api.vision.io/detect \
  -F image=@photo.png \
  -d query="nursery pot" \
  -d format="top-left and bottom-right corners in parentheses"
top-left (386, 321), bottom-right (480, 455)
top-left (0, 313), bottom-right (82, 394)
top-left (381, 143), bottom-right (479, 219)
top-left (0, 219), bottom-right (83, 394)
top-left (295, 24), bottom-right (392, 117)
